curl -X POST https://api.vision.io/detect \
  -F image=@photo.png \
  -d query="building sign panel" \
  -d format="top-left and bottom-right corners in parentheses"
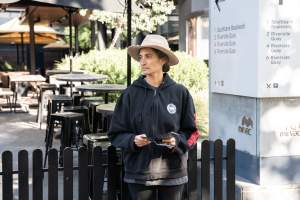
top-left (210, 0), bottom-right (300, 97)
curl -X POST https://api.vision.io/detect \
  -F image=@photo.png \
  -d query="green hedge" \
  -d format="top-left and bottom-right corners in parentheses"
top-left (55, 49), bottom-right (208, 134)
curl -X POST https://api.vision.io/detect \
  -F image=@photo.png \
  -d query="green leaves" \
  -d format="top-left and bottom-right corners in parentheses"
top-left (55, 48), bottom-right (209, 134)
top-left (84, 0), bottom-right (175, 37)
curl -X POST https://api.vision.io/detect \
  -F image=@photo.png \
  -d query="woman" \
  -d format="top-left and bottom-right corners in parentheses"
top-left (108, 34), bottom-right (198, 200)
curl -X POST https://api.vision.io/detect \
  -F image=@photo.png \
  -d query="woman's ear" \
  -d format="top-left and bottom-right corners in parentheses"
top-left (160, 57), bottom-right (168, 66)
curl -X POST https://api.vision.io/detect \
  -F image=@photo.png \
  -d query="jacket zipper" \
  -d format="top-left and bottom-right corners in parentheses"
top-left (152, 88), bottom-right (157, 138)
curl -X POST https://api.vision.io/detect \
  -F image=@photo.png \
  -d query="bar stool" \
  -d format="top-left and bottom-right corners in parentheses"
top-left (36, 83), bottom-right (57, 128)
top-left (72, 93), bottom-right (82, 106)
top-left (0, 88), bottom-right (14, 112)
top-left (95, 103), bottom-right (116, 132)
top-left (45, 95), bottom-right (73, 133)
top-left (82, 133), bottom-right (122, 199)
top-left (80, 96), bottom-right (104, 132)
top-left (59, 83), bottom-right (74, 95)
top-left (44, 111), bottom-right (86, 167)
top-left (63, 105), bottom-right (90, 133)
top-left (47, 94), bottom-right (73, 114)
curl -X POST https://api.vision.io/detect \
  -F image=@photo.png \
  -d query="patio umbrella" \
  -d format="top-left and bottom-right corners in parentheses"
top-left (0, 17), bottom-right (63, 67)
top-left (0, 32), bottom-right (59, 44)
top-left (1, 0), bottom-right (135, 83)
top-left (0, 17), bottom-right (63, 44)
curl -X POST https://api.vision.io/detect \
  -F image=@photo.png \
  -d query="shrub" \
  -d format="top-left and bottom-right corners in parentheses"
top-left (55, 49), bottom-right (208, 134)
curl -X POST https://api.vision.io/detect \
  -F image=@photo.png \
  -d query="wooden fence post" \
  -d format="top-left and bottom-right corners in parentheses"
top-left (227, 139), bottom-right (236, 200)
top-left (107, 145), bottom-right (118, 200)
top-left (201, 140), bottom-right (210, 200)
top-left (214, 139), bottom-right (223, 200)
top-left (32, 149), bottom-right (43, 200)
top-left (18, 150), bottom-right (29, 200)
top-left (78, 147), bottom-right (89, 200)
top-left (48, 148), bottom-right (58, 200)
top-left (63, 148), bottom-right (73, 200)
top-left (92, 146), bottom-right (104, 200)
top-left (2, 151), bottom-right (13, 200)
top-left (188, 144), bottom-right (198, 200)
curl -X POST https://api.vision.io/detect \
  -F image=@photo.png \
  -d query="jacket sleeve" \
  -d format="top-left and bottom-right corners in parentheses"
top-left (108, 92), bottom-right (137, 152)
top-left (176, 88), bottom-right (198, 153)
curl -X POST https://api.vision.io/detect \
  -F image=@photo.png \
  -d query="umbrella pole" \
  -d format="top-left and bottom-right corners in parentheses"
top-left (127, 0), bottom-right (132, 86)
top-left (68, 9), bottom-right (73, 73)
top-left (75, 24), bottom-right (79, 54)
top-left (29, 16), bottom-right (36, 74)
top-left (16, 43), bottom-right (19, 67)
top-left (21, 33), bottom-right (25, 70)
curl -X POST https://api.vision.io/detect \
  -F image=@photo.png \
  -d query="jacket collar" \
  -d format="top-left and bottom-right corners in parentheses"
top-left (132, 73), bottom-right (176, 90)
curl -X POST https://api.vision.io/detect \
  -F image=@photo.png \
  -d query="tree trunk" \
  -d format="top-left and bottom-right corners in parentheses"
top-left (109, 28), bottom-right (122, 48)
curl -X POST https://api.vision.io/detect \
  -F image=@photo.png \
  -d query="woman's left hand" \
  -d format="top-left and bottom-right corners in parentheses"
top-left (162, 136), bottom-right (177, 148)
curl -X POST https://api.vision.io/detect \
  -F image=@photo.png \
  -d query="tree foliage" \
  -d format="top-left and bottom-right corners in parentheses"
top-left (80, 0), bottom-right (175, 47)
top-left (55, 49), bottom-right (208, 133)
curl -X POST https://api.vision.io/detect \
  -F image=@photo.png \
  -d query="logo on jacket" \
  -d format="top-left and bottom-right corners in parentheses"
top-left (167, 103), bottom-right (176, 114)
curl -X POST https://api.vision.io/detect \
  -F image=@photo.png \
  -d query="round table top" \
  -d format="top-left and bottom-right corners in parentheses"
top-left (96, 103), bottom-right (116, 115)
top-left (76, 84), bottom-right (126, 93)
top-left (54, 73), bottom-right (107, 82)
top-left (9, 74), bottom-right (46, 82)
top-left (46, 70), bottom-right (84, 76)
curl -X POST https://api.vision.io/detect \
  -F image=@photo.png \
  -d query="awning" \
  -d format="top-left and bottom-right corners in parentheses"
top-left (1, 0), bottom-right (142, 13)
top-left (0, 17), bottom-right (63, 44)
top-left (20, 6), bottom-right (90, 26)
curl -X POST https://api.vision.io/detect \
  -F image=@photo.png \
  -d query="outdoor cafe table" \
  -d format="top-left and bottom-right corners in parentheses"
top-left (53, 73), bottom-right (108, 96)
top-left (46, 69), bottom-right (84, 76)
top-left (9, 74), bottom-right (46, 112)
top-left (46, 69), bottom-right (83, 82)
top-left (75, 84), bottom-right (126, 103)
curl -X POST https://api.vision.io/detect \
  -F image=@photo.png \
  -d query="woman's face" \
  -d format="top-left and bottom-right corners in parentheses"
top-left (138, 48), bottom-right (166, 76)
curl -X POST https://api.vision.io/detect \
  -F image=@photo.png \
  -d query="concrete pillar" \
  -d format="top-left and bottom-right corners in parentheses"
top-left (209, 0), bottom-right (300, 199)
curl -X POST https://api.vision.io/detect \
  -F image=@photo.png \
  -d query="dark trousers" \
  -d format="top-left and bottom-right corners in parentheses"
top-left (127, 183), bottom-right (184, 200)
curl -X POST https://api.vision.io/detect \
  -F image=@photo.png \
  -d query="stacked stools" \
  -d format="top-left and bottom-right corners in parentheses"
top-left (44, 112), bottom-right (86, 166)
top-left (82, 103), bottom-right (118, 198)
top-left (82, 133), bottom-right (122, 198)
top-left (80, 96), bottom-right (104, 132)
top-left (95, 103), bottom-right (116, 133)
top-left (36, 83), bottom-right (57, 128)
top-left (47, 94), bottom-right (73, 116)
top-left (59, 83), bottom-right (74, 95)
top-left (83, 133), bottom-right (111, 162)
top-left (0, 88), bottom-right (14, 112)
top-left (63, 105), bottom-right (90, 134)
top-left (44, 94), bottom-right (73, 166)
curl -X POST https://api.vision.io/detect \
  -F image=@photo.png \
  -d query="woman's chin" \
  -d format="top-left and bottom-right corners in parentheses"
top-left (141, 71), bottom-right (150, 76)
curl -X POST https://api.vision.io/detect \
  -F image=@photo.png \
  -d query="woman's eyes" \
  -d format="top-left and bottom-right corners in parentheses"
top-left (139, 54), bottom-right (153, 60)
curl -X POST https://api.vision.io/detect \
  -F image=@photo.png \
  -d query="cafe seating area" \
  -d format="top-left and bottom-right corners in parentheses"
top-left (0, 69), bottom-right (125, 163)
top-left (0, 67), bottom-right (126, 198)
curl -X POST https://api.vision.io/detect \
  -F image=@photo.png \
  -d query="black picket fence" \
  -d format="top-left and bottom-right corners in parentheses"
top-left (0, 139), bottom-right (235, 200)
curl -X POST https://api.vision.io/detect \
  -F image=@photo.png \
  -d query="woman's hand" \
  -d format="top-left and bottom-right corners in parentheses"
top-left (134, 134), bottom-right (151, 147)
top-left (162, 136), bottom-right (177, 148)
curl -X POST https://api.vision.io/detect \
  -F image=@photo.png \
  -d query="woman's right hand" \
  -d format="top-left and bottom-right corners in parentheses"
top-left (134, 134), bottom-right (151, 147)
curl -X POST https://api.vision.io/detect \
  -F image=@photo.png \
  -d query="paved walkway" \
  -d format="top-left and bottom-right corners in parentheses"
top-left (0, 95), bottom-right (203, 199)
top-left (0, 95), bottom-right (78, 199)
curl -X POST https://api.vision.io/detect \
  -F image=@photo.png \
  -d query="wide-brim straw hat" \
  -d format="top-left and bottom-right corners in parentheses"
top-left (128, 34), bottom-right (179, 66)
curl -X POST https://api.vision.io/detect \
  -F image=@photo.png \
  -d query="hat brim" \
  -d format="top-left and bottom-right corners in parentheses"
top-left (128, 45), bottom-right (179, 66)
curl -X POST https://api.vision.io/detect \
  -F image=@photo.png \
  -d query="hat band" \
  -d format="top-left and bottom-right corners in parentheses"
top-left (141, 41), bottom-right (170, 50)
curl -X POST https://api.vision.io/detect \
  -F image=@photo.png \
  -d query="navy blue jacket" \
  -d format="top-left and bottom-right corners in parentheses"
top-left (108, 73), bottom-right (197, 181)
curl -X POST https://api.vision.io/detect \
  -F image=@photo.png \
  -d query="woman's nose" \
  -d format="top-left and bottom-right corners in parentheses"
top-left (140, 58), bottom-right (146, 65)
